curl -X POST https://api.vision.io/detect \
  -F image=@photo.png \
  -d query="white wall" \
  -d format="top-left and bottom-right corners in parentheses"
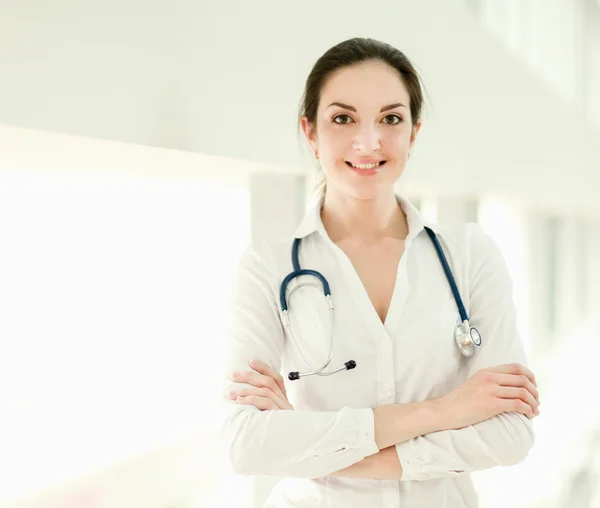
top-left (0, 124), bottom-right (255, 507)
top-left (1, 0), bottom-right (599, 216)
top-left (473, 0), bottom-right (600, 130)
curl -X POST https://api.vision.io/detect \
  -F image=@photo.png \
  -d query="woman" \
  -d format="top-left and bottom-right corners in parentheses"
top-left (221, 37), bottom-right (539, 507)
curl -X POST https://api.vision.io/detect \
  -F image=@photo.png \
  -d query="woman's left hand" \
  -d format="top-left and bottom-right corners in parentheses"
top-left (229, 359), bottom-right (294, 410)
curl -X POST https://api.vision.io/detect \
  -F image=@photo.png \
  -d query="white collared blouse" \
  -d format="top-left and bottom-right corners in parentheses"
top-left (220, 195), bottom-right (534, 508)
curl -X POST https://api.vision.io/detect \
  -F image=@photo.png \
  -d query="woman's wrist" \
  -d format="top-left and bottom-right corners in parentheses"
top-left (327, 446), bottom-right (402, 480)
top-left (373, 399), bottom-right (449, 450)
top-left (423, 396), bottom-right (456, 432)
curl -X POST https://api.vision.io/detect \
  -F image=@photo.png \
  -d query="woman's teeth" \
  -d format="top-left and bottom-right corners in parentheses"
top-left (347, 161), bottom-right (384, 169)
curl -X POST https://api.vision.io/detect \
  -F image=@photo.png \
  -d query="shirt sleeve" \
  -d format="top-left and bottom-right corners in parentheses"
top-left (396, 224), bottom-right (535, 481)
top-left (219, 242), bottom-right (380, 479)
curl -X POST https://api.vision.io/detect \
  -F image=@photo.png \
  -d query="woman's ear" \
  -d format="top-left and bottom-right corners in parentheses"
top-left (409, 118), bottom-right (422, 153)
top-left (300, 116), bottom-right (318, 158)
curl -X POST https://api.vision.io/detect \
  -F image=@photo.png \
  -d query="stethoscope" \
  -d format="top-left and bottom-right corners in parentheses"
top-left (279, 226), bottom-right (482, 381)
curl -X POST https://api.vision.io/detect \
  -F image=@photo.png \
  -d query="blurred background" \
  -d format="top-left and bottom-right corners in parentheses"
top-left (0, 0), bottom-right (599, 506)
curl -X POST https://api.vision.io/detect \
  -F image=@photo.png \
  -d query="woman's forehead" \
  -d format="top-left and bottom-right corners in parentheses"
top-left (319, 62), bottom-right (411, 112)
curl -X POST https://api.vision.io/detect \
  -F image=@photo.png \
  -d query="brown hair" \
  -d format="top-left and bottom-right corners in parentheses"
top-left (297, 37), bottom-right (426, 202)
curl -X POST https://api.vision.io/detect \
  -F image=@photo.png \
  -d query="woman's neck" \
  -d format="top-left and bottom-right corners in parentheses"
top-left (320, 191), bottom-right (408, 245)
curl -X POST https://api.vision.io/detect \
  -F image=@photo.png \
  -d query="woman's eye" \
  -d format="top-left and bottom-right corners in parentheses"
top-left (333, 114), bottom-right (352, 125)
top-left (383, 114), bottom-right (403, 125)
top-left (333, 114), bottom-right (403, 125)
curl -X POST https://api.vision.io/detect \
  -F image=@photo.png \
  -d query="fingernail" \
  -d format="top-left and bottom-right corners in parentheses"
top-left (228, 391), bottom-right (236, 399)
top-left (232, 372), bottom-right (240, 377)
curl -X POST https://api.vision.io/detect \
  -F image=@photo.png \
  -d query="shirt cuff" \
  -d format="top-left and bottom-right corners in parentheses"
top-left (396, 438), bottom-right (465, 482)
top-left (313, 407), bottom-right (379, 458)
top-left (304, 407), bottom-right (380, 478)
top-left (349, 407), bottom-right (380, 458)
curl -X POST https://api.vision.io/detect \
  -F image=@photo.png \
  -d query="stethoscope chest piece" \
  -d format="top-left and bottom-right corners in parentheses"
top-left (454, 320), bottom-right (482, 357)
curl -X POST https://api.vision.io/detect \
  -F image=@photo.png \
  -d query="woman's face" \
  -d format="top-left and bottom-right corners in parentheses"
top-left (302, 60), bottom-right (421, 201)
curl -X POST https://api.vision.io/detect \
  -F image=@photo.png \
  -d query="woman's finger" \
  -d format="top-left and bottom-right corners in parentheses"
top-left (495, 386), bottom-right (540, 416)
top-left (486, 363), bottom-right (537, 387)
top-left (229, 386), bottom-right (292, 410)
top-left (249, 359), bottom-right (287, 396)
top-left (501, 397), bottom-right (535, 419)
top-left (236, 395), bottom-right (279, 411)
top-left (494, 373), bottom-right (540, 404)
top-left (232, 369), bottom-right (284, 398)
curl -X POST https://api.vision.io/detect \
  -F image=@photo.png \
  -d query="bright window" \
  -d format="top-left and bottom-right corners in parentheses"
top-left (0, 142), bottom-right (250, 503)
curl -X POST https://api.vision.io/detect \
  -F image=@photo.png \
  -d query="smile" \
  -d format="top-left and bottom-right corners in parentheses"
top-left (345, 161), bottom-right (386, 169)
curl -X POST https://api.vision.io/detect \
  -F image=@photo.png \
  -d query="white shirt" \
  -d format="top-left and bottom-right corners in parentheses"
top-left (220, 194), bottom-right (534, 508)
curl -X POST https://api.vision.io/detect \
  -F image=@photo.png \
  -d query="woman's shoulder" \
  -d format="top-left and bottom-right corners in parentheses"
top-left (433, 221), bottom-right (496, 248)
top-left (431, 222), bottom-right (504, 270)
top-left (233, 235), bottom-right (297, 278)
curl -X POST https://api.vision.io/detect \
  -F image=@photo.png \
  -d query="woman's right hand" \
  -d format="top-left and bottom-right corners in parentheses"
top-left (436, 363), bottom-right (540, 430)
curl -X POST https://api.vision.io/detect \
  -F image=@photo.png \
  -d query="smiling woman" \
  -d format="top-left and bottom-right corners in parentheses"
top-left (306, 73), bottom-right (418, 199)
top-left (220, 37), bottom-right (537, 508)
top-left (298, 43), bottom-right (424, 206)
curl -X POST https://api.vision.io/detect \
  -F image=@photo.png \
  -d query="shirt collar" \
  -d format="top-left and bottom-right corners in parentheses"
top-left (293, 194), bottom-right (439, 241)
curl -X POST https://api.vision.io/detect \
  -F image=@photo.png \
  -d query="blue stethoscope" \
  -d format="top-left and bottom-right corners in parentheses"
top-left (280, 226), bottom-right (482, 381)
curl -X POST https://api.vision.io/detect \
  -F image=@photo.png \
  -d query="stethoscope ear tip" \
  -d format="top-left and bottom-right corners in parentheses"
top-left (345, 360), bottom-right (357, 370)
top-left (288, 371), bottom-right (300, 381)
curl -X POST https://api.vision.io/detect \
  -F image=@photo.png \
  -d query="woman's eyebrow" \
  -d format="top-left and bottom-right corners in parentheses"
top-left (326, 102), bottom-right (407, 112)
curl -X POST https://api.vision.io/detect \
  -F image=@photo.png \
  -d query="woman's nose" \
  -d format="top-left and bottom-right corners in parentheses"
top-left (352, 126), bottom-right (381, 153)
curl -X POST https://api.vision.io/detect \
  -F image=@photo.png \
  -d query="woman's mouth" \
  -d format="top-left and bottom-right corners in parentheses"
top-left (346, 160), bottom-right (386, 176)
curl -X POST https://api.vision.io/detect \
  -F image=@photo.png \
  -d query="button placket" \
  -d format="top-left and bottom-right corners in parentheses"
top-left (378, 339), bottom-right (396, 403)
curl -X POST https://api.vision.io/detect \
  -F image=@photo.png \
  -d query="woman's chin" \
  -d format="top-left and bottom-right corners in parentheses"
top-left (340, 183), bottom-right (393, 201)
